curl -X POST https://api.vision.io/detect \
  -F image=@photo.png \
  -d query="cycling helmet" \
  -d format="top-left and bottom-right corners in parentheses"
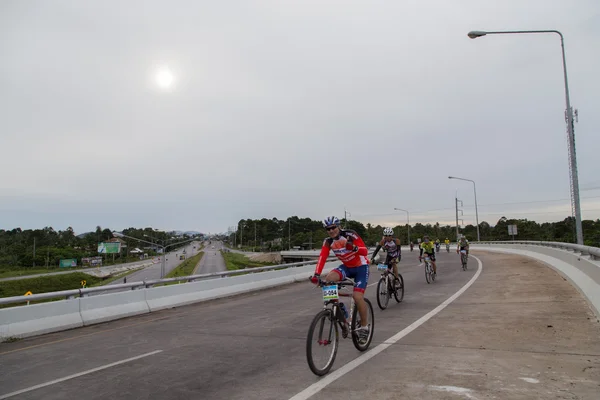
top-left (322, 216), bottom-right (340, 228)
top-left (383, 227), bottom-right (394, 236)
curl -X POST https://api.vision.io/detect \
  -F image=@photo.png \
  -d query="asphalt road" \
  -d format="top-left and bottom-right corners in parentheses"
top-left (194, 241), bottom-right (226, 274)
top-left (1, 249), bottom-right (598, 399)
top-left (105, 242), bottom-right (202, 285)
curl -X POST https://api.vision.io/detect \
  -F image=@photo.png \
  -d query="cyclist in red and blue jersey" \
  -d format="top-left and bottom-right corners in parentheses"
top-left (310, 216), bottom-right (370, 343)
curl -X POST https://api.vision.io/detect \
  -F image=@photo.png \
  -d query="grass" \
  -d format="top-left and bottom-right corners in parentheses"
top-left (220, 251), bottom-right (276, 271)
top-left (157, 252), bottom-right (204, 286)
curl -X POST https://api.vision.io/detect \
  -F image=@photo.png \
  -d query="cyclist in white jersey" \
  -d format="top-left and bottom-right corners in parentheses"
top-left (370, 227), bottom-right (402, 287)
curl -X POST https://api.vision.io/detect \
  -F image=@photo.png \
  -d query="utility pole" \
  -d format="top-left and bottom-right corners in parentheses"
top-left (33, 237), bottom-right (36, 267)
top-left (288, 219), bottom-right (291, 250)
top-left (455, 196), bottom-right (463, 241)
top-left (254, 222), bottom-right (257, 252)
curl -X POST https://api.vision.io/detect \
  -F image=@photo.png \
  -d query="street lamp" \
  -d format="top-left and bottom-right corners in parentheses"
top-left (448, 176), bottom-right (480, 241)
top-left (113, 231), bottom-right (197, 278)
top-left (467, 29), bottom-right (583, 245)
top-left (393, 208), bottom-right (410, 245)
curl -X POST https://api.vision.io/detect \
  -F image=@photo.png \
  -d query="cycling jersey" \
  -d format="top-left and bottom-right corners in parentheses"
top-left (314, 229), bottom-right (368, 275)
top-left (372, 237), bottom-right (401, 259)
top-left (420, 242), bottom-right (435, 254)
top-left (458, 240), bottom-right (469, 249)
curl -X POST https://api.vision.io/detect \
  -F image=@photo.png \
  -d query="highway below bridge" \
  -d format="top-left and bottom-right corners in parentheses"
top-left (0, 250), bottom-right (599, 399)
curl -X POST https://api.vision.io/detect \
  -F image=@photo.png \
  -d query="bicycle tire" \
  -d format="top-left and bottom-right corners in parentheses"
top-left (393, 274), bottom-right (404, 303)
top-left (306, 309), bottom-right (339, 376)
top-left (351, 298), bottom-right (374, 351)
top-left (376, 276), bottom-right (390, 310)
top-left (425, 262), bottom-right (431, 284)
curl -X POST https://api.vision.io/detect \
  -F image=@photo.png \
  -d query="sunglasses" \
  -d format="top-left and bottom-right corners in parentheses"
top-left (325, 226), bottom-right (337, 231)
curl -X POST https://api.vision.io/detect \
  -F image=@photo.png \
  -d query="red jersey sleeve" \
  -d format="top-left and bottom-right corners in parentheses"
top-left (314, 240), bottom-right (331, 275)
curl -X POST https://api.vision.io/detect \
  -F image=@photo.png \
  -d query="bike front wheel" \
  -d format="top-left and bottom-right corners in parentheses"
top-left (351, 298), bottom-right (375, 351)
top-left (425, 263), bottom-right (431, 284)
top-left (376, 276), bottom-right (390, 310)
top-left (306, 309), bottom-right (339, 376)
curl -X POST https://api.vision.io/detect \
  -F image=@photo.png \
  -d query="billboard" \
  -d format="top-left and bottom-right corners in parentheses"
top-left (98, 242), bottom-right (121, 254)
top-left (508, 225), bottom-right (518, 236)
top-left (59, 258), bottom-right (77, 268)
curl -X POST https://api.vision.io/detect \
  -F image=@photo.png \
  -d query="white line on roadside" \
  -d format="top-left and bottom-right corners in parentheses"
top-left (0, 350), bottom-right (163, 399)
top-left (289, 256), bottom-right (483, 400)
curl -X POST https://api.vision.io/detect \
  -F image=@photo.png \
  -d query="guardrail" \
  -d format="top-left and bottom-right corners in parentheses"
top-left (0, 257), bottom-right (337, 307)
top-left (474, 240), bottom-right (600, 260)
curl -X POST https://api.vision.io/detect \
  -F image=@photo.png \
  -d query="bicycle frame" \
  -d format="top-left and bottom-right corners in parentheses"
top-left (319, 280), bottom-right (355, 331)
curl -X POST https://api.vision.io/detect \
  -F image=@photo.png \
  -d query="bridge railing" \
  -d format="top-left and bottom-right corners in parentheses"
top-left (0, 256), bottom-right (337, 307)
top-left (474, 240), bottom-right (600, 260)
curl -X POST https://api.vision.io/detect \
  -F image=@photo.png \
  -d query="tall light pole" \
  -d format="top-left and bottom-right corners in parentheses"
top-left (449, 176), bottom-right (480, 241)
top-left (393, 208), bottom-right (410, 245)
top-left (468, 29), bottom-right (583, 245)
top-left (113, 232), bottom-right (197, 278)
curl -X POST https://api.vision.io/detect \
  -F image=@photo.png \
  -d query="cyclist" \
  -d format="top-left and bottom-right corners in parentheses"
top-left (434, 238), bottom-right (441, 252)
top-left (444, 237), bottom-right (450, 251)
top-left (370, 227), bottom-right (401, 288)
top-left (457, 235), bottom-right (470, 258)
top-left (310, 216), bottom-right (370, 343)
top-left (419, 235), bottom-right (437, 275)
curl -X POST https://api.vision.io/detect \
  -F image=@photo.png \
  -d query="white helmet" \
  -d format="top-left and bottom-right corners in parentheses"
top-left (383, 227), bottom-right (394, 236)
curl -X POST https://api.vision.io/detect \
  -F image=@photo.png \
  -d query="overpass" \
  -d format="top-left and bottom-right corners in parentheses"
top-left (0, 242), bottom-right (598, 399)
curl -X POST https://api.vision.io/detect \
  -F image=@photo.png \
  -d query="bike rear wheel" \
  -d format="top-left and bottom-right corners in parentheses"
top-left (376, 276), bottom-right (390, 310)
top-left (462, 254), bottom-right (468, 270)
top-left (393, 274), bottom-right (404, 303)
top-left (306, 309), bottom-right (339, 376)
top-left (351, 298), bottom-right (374, 351)
top-left (425, 263), bottom-right (431, 284)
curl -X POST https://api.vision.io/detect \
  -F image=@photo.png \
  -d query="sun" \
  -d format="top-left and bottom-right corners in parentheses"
top-left (155, 67), bottom-right (174, 89)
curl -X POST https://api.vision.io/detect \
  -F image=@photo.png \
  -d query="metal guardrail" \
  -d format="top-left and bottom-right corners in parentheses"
top-left (474, 240), bottom-right (600, 260)
top-left (0, 256), bottom-right (339, 306)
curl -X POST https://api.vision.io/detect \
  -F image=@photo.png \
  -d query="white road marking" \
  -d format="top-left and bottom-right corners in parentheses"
top-left (519, 377), bottom-right (540, 384)
top-left (430, 385), bottom-right (479, 399)
top-left (289, 255), bottom-right (483, 400)
top-left (0, 350), bottom-right (163, 399)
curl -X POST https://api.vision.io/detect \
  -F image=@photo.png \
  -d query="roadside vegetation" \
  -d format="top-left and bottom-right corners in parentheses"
top-left (220, 251), bottom-right (276, 271)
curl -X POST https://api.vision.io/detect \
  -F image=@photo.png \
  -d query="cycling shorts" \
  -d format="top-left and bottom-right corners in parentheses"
top-left (423, 252), bottom-right (436, 262)
top-left (332, 264), bottom-right (369, 293)
top-left (385, 253), bottom-right (400, 265)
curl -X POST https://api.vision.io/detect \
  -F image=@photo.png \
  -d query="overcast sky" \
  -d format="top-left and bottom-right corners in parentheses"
top-left (1, 0), bottom-right (599, 234)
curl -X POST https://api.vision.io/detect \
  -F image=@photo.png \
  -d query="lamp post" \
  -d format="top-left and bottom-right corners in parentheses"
top-left (393, 208), bottom-right (410, 245)
top-left (448, 176), bottom-right (480, 241)
top-left (113, 232), bottom-right (197, 278)
top-left (467, 29), bottom-right (583, 245)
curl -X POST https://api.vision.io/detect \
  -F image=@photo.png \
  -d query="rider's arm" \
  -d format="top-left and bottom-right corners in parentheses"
top-left (314, 240), bottom-right (331, 275)
top-left (371, 239), bottom-right (383, 259)
top-left (395, 238), bottom-right (401, 251)
top-left (419, 246), bottom-right (424, 257)
top-left (353, 235), bottom-right (369, 257)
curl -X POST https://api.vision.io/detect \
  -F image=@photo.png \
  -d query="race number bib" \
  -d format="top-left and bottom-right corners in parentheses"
top-left (322, 285), bottom-right (339, 301)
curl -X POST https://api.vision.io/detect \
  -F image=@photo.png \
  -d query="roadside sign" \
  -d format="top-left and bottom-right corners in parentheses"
top-left (81, 280), bottom-right (87, 288)
top-left (508, 225), bottom-right (518, 235)
top-left (25, 290), bottom-right (32, 305)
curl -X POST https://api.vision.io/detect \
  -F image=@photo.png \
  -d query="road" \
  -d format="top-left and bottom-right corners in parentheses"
top-left (194, 241), bottom-right (226, 274)
top-left (0, 250), bottom-right (598, 399)
top-left (105, 242), bottom-right (203, 285)
top-left (0, 259), bottom-right (159, 282)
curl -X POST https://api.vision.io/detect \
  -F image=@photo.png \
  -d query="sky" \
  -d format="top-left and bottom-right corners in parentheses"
top-left (1, 0), bottom-right (599, 235)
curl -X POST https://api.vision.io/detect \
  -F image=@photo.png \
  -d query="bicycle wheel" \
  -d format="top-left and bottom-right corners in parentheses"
top-left (351, 298), bottom-right (374, 351)
top-left (376, 276), bottom-right (390, 310)
top-left (306, 309), bottom-right (339, 376)
top-left (393, 274), bottom-right (404, 303)
top-left (425, 263), bottom-right (431, 284)
top-left (431, 264), bottom-right (436, 282)
top-left (461, 254), bottom-right (467, 270)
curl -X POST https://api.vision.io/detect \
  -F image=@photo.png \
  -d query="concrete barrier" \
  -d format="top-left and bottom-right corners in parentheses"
top-left (473, 244), bottom-right (600, 318)
top-left (79, 290), bottom-right (150, 326)
top-left (0, 299), bottom-right (82, 339)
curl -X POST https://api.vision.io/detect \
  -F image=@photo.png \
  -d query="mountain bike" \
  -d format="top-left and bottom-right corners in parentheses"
top-left (460, 249), bottom-right (468, 270)
top-left (422, 255), bottom-right (435, 284)
top-left (306, 278), bottom-right (375, 376)
top-left (446, 244), bottom-right (450, 252)
top-left (376, 262), bottom-right (404, 310)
